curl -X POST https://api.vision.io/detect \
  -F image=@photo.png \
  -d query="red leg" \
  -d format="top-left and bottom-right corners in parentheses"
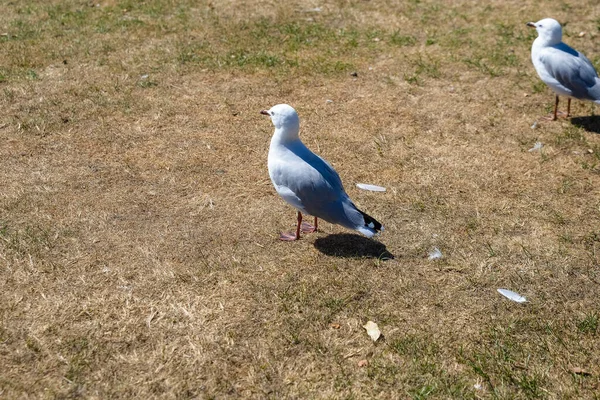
top-left (543, 95), bottom-right (560, 121)
top-left (301, 216), bottom-right (318, 234)
top-left (280, 211), bottom-right (302, 241)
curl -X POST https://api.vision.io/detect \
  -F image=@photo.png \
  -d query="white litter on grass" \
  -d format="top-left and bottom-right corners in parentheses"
top-left (302, 7), bottom-right (322, 12)
top-left (528, 141), bottom-right (543, 152)
top-left (497, 288), bottom-right (527, 303)
top-left (326, 99), bottom-right (334, 104)
top-left (362, 321), bottom-right (381, 342)
top-left (428, 247), bottom-right (443, 260)
top-left (356, 183), bottom-right (386, 192)
top-left (474, 383), bottom-right (483, 390)
top-left (530, 121), bottom-right (538, 129)
top-left (140, 74), bottom-right (149, 79)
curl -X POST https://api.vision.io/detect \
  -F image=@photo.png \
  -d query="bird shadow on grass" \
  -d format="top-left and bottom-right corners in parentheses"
top-left (571, 116), bottom-right (600, 134)
top-left (313, 233), bottom-right (394, 259)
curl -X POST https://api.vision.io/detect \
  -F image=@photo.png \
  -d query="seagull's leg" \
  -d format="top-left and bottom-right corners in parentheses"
top-left (555, 97), bottom-right (570, 118)
top-left (279, 211), bottom-right (301, 241)
top-left (301, 216), bottom-right (318, 234)
top-left (544, 95), bottom-right (560, 121)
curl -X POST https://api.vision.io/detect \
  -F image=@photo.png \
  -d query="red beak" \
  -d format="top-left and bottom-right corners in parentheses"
top-left (526, 22), bottom-right (536, 28)
top-left (260, 110), bottom-right (270, 116)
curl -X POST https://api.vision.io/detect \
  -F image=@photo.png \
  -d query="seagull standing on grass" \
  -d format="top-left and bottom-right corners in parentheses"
top-left (261, 104), bottom-right (383, 241)
top-left (527, 18), bottom-right (600, 120)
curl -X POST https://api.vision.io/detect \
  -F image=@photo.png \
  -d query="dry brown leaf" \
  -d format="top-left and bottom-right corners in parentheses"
top-left (330, 323), bottom-right (341, 329)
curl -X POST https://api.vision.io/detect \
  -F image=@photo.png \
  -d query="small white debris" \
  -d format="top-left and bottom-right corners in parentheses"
top-left (363, 321), bottom-right (381, 342)
top-left (587, 148), bottom-right (594, 154)
top-left (326, 99), bottom-right (334, 104)
top-left (428, 247), bottom-right (442, 260)
top-left (373, 37), bottom-right (380, 42)
top-left (528, 141), bottom-right (543, 152)
top-left (474, 383), bottom-right (483, 390)
top-left (497, 288), bottom-right (527, 303)
top-left (368, 66), bottom-right (373, 70)
top-left (356, 183), bottom-right (386, 192)
top-left (578, 31), bottom-right (586, 37)
top-left (530, 121), bottom-right (538, 129)
top-left (140, 74), bottom-right (149, 80)
top-left (302, 7), bottom-right (322, 12)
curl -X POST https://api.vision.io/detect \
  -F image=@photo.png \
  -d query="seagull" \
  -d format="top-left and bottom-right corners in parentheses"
top-left (261, 104), bottom-right (383, 241)
top-left (527, 18), bottom-right (600, 120)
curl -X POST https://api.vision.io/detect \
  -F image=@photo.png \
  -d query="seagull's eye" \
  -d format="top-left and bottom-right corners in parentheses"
top-left (538, 24), bottom-right (542, 28)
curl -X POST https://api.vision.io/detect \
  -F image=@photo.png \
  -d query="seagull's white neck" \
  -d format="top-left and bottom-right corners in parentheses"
top-left (534, 29), bottom-right (562, 48)
top-left (270, 124), bottom-right (300, 147)
top-left (533, 37), bottom-right (556, 49)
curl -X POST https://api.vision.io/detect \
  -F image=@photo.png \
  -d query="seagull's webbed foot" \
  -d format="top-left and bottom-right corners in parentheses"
top-left (300, 223), bottom-right (317, 233)
top-left (543, 111), bottom-right (568, 121)
top-left (279, 211), bottom-right (303, 241)
top-left (300, 217), bottom-right (318, 234)
top-left (279, 232), bottom-right (299, 241)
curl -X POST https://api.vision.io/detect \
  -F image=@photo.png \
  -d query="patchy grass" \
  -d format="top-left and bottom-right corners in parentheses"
top-left (1, 0), bottom-right (600, 398)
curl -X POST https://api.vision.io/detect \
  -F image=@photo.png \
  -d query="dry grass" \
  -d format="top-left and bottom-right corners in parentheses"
top-left (1, 0), bottom-right (600, 398)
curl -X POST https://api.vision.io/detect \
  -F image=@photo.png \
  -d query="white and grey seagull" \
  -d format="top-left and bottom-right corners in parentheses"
top-left (527, 18), bottom-right (600, 120)
top-left (261, 104), bottom-right (383, 241)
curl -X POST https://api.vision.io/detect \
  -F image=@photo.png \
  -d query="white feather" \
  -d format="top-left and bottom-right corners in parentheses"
top-left (356, 183), bottom-right (386, 192)
top-left (528, 141), bottom-right (543, 152)
top-left (428, 247), bottom-right (442, 260)
top-left (497, 288), bottom-right (527, 303)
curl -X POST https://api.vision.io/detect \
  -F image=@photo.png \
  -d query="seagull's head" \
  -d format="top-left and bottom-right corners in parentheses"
top-left (260, 104), bottom-right (300, 132)
top-left (527, 18), bottom-right (562, 45)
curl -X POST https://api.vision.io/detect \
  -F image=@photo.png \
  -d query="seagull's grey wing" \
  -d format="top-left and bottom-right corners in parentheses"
top-left (273, 184), bottom-right (306, 211)
top-left (287, 157), bottom-right (344, 212)
top-left (539, 43), bottom-right (600, 100)
top-left (302, 150), bottom-right (344, 194)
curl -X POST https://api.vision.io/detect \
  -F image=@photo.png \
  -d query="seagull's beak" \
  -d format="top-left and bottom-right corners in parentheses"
top-left (260, 110), bottom-right (270, 116)
top-left (526, 22), bottom-right (536, 28)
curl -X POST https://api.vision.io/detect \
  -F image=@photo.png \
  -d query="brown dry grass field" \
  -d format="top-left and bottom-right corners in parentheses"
top-left (2, 0), bottom-right (600, 398)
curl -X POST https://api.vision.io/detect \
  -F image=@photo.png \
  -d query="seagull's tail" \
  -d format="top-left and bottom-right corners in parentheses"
top-left (356, 210), bottom-right (384, 237)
